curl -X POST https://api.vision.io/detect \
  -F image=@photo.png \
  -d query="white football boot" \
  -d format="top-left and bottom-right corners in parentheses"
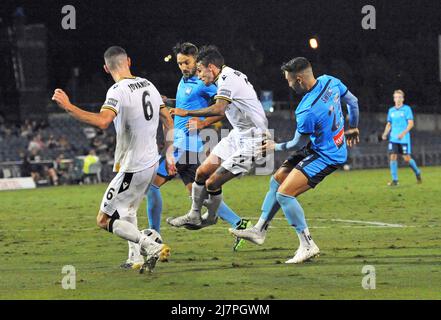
top-left (166, 212), bottom-right (202, 228)
top-left (229, 226), bottom-right (266, 245)
top-left (139, 237), bottom-right (171, 273)
top-left (285, 243), bottom-right (320, 264)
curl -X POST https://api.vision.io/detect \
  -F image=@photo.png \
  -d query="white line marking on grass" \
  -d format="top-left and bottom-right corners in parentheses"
top-left (328, 219), bottom-right (406, 228)
top-left (261, 217), bottom-right (408, 228)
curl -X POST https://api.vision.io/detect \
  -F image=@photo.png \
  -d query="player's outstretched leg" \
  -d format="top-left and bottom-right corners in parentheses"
top-left (230, 176), bottom-right (281, 245)
top-left (276, 169), bottom-right (319, 264)
top-left (229, 164), bottom-right (292, 246)
top-left (276, 192), bottom-right (319, 264)
top-left (120, 215), bottom-right (144, 270)
top-left (166, 180), bottom-right (206, 227)
top-left (167, 154), bottom-right (222, 228)
top-left (97, 212), bottom-right (170, 272)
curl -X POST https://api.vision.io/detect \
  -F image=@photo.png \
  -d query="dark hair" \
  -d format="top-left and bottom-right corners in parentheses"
top-left (172, 42), bottom-right (198, 56)
top-left (281, 57), bottom-right (311, 74)
top-left (196, 45), bottom-right (225, 68)
top-left (104, 46), bottom-right (127, 60)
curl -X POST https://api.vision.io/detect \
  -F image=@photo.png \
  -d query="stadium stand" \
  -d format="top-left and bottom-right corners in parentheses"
top-left (1, 110), bottom-right (440, 185)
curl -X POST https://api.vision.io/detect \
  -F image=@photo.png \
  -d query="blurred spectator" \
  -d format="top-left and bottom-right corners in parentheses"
top-left (28, 134), bottom-right (45, 154)
top-left (20, 152), bottom-right (40, 182)
top-left (47, 134), bottom-right (59, 149)
top-left (58, 135), bottom-right (70, 151)
top-left (83, 149), bottom-right (99, 174)
top-left (43, 164), bottom-right (59, 186)
top-left (83, 127), bottom-right (97, 139)
top-left (83, 149), bottom-right (101, 184)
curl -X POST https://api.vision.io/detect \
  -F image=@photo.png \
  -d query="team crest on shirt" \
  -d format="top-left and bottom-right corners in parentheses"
top-left (185, 87), bottom-right (192, 95)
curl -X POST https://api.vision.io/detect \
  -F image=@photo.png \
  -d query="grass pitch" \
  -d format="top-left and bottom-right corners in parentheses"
top-left (1, 167), bottom-right (440, 299)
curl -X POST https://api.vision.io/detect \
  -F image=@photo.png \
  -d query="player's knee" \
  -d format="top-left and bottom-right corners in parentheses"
top-left (195, 167), bottom-right (210, 183)
top-left (96, 212), bottom-right (109, 229)
top-left (205, 176), bottom-right (221, 192)
top-left (273, 169), bottom-right (289, 185)
top-left (403, 156), bottom-right (410, 163)
top-left (390, 154), bottom-right (397, 161)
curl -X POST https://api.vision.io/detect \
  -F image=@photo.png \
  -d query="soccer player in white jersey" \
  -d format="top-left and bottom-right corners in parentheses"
top-left (52, 46), bottom-right (176, 272)
top-left (167, 45), bottom-right (268, 229)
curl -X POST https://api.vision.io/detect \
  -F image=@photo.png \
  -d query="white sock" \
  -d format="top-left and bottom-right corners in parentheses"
top-left (111, 219), bottom-right (142, 243)
top-left (297, 228), bottom-right (314, 248)
top-left (255, 218), bottom-right (270, 232)
top-left (205, 191), bottom-right (223, 220)
top-left (123, 215), bottom-right (141, 262)
top-left (189, 182), bottom-right (207, 219)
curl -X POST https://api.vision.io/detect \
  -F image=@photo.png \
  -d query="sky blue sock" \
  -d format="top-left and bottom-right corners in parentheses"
top-left (260, 176), bottom-right (281, 221)
top-left (390, 160), bottom-right (398, 181)
top-left (217, 201), bottom-right (242, 227)
top-left (408, 159), bottom-right (421, 176)
top-left (276, 192), bottom-right (307, 233)
top-left (147, 185), bottom-right (162, 233)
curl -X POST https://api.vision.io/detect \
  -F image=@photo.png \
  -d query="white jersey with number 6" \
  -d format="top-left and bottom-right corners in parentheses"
top-left (101, 76), bottom-right (162, 173)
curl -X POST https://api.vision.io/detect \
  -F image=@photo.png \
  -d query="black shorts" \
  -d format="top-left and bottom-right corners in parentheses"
top-left (388, 142), bottom-right (411, 155)
top-left (156, 148), bottom-right (199, 186)
top-left (281, 144), bottom-right (340, 188)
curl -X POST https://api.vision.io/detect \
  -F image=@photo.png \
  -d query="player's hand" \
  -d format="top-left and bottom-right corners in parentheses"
top-left (381, 133), bottom-right (388, 141)
top-left (258, 139), bottom-right (276, 155)
top-left (345, 128), bottom-right (360, 148)
top-left (52, 89), bottom-right (72, 110)
top-left (398, 133), bottom-right (405, 140)
top-left (165, 153), bottom-right (177, 176)
top-left (169, 108), bottom-right (188, 117)
top-left (186, 118), bottom-right (206, 131)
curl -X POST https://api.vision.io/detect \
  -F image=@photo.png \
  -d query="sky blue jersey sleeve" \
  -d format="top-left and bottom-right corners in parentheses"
top-left (341, 90), bottom-right (359, 128)
top-left (275, 129), bottom-right (310, 152)
top-left (337, 79), bottom-right (349, 97)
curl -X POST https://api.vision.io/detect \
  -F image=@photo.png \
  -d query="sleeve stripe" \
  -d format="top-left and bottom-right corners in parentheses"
top-left (101, 106), bottom-right (118, 115)
top-left (160, 104), bottom-right (167, 109)
top-left (341, 88), bottom-right (349, 98)
top-left (214, 95), bottom-right (233, 102)
top-left (297, 130), bottom-right (313, 135)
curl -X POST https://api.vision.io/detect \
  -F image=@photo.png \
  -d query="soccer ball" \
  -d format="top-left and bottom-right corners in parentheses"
top-left (141, 228), bottom-right (163, 244)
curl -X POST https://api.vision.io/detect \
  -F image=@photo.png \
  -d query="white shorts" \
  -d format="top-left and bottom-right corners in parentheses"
top-left (100, 163), bottom-right (158, 219)
top-left (212, 128), bottom-right (266, 175)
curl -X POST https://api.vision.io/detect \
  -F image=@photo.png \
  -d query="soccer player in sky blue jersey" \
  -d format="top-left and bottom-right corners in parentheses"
top-left (231, 57), bottom-right (360, 264)
top-left (121, 43), bottom-right (250, 269)
top-left (381, 90), bottom-right (421, 186)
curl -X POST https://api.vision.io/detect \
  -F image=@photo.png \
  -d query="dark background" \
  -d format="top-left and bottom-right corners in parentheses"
top-left (1, 0), bottom-right (441, 112)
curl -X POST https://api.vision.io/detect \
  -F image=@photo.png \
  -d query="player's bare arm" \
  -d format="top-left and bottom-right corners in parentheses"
top-left (170, 99), bottom-right (229, 117)
top-left (186, 115), bottom-right (225, 131)
top-left (260, 130), bottom-right (310, 154)
top-left (382, 122), bottom-right (392, 140)
top-left (52, 89), bottom-right (115, 129)
top-left (159, 106), bottom-right (177, 175)
top-left (398, 120), bottom-right (414, 139)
